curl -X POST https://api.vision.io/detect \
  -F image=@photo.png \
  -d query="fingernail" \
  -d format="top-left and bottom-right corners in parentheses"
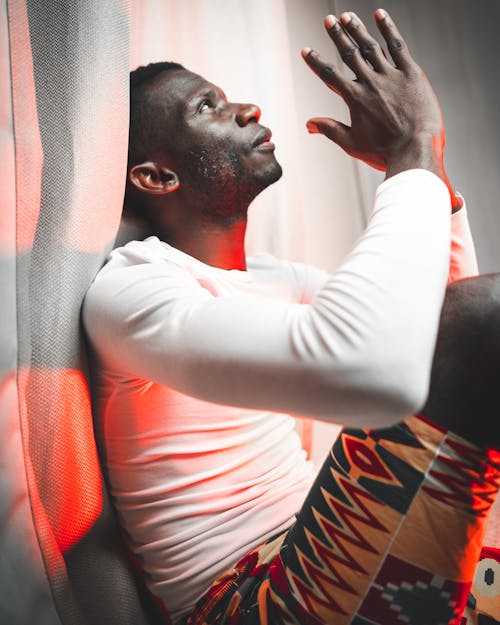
top-left (324, 14), bottom-right (337, 29)
top-left (340, 12), bottom-right (352, 25)
top-left (301, 47), bottom-right (312, 59)
top-left (306, 121), bottom-right (318, 134)
top-left (375, 8), bottom-right (387, 20)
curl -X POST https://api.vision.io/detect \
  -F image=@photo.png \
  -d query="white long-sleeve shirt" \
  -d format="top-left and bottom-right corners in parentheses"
top-left (82, 169), bottom-right (477, 621)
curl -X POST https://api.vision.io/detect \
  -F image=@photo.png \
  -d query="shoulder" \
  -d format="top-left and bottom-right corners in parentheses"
top-left (97, 236), bottom-right (190, 275)
top-left (90, 236), bottom-right (203, 287)
top-left (83, 238), bottom-right (203, 331)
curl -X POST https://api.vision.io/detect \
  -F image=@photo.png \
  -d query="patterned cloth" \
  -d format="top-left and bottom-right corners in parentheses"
top-left (463, 547), bottom-right (500, 624)
top-left (184, 416), bottom-right (500, 625)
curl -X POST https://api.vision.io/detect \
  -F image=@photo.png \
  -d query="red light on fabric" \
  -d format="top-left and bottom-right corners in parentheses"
top-left (5, 0), bottom-right (44, 255)
top-left (19, 367), bottom-right (103, 553)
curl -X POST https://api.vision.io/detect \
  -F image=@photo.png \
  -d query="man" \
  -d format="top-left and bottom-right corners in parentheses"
top-left (83, 9), bottom-right (499, 625)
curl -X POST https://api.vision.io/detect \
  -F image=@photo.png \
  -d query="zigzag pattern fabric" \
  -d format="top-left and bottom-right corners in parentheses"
top-left (185, 416), bottom-right (500, 625)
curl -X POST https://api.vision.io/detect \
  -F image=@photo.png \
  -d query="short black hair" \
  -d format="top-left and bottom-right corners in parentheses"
top-left (130, 61), bottom-right (185, 98)
top-left (128, 61), bottom-right (185, 169)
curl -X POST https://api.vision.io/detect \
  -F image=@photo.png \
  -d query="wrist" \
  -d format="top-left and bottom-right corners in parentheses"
top-left (386, 133), bottom-right (460, 212)
top-left (386, 133), bottom-right (444, 180)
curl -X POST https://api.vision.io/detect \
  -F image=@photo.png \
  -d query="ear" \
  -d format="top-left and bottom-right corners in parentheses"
top-left (128, 161), bottom-right (180, 195)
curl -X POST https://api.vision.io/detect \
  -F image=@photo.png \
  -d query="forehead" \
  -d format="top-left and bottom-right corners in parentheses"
top-left (150, 69), bottom-right (221, 109)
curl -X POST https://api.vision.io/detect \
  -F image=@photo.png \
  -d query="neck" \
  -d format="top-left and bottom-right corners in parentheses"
top-left (155, 215), bottom-right (248, 271)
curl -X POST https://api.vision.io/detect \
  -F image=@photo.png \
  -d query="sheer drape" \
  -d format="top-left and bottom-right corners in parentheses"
top-left (1, 1), bottom-right (161, 623)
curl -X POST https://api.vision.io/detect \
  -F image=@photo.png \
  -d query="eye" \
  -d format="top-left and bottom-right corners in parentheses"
top-left (199, 99), bottom-right (212, 113)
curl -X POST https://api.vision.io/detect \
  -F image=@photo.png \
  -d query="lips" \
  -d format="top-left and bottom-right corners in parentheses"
top-left (251, 127), bottom-right (274, 149)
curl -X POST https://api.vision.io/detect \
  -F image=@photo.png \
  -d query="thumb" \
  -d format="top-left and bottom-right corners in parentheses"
top-left (306, 117), bottom-right (352, 150)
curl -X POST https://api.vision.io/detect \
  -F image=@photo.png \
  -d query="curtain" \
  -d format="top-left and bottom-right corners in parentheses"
top-left (1, 1), bottom-right (162, 623)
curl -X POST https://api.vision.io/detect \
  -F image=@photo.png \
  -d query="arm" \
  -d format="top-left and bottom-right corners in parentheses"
top-left (288, 203), bottom-right (478, 301)
top-left (83, 170), bottom-right (450, 429)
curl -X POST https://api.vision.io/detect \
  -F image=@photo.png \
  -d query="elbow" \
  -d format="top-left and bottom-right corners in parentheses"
top-left (304, 352), bottom-right (433, 430)
top-left (395, 365), bottom-right (431, 417)
top-left (367, 357), bottom-right (431, 428)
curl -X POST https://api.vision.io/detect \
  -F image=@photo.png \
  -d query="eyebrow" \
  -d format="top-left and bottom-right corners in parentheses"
top-left (188, 86), bottom-right (228, 106)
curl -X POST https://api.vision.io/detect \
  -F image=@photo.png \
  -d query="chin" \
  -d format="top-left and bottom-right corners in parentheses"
top-left (271, 159), bottom-right (283, 182)
top-left (257, 158), bottom-right (283, 191)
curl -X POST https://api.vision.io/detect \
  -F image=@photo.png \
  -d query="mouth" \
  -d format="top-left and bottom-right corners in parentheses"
top-left (252, 127), bottom-right (275, 151)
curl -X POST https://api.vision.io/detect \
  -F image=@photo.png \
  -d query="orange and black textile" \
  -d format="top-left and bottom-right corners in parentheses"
top-left (185, 416), bottom-right (499, 625)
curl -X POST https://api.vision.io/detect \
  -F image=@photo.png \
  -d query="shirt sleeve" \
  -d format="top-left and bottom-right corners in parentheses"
top-left (448, 202), bottom-right (479, 283)
top-left (83, 169), bottom-right (451, 429)
top-left (287, 198), bottom-right (478, 297)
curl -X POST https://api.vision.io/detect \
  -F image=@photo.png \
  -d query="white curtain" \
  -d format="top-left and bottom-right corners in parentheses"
top-left (2, 1), bottom-right (162, 623)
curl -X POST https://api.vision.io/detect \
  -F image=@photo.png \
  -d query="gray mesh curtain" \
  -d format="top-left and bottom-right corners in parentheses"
top-left (1, 1), bottom-right (163, 623)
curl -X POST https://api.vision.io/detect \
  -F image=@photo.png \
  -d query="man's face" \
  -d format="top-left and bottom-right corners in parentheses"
top-left (148, 69), bottom-right (283, 220)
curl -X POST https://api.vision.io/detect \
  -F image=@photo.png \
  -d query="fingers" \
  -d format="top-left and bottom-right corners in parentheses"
top-left (301, 47), bottom-right (354, 101)
top-left (306, 117), bottom-right (353, 151)
top-left (338, 12), bottom-right (387, 73)
top-left (309, 9), bottom-right (414, 76)
top-left (323, 14), bottom-right (372, 79)
top-left (375, 8), bottom-right (414, 71)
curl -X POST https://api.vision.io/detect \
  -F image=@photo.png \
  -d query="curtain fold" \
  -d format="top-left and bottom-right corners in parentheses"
top-left (2, 1), bottom-right (163, 623)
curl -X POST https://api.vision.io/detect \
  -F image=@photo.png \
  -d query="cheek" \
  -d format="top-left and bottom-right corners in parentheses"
top-left (184, 138), bottom-right (244, 181)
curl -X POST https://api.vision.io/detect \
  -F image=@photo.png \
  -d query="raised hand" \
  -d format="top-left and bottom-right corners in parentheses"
top-left (303, 9), bottom-right (457, 202)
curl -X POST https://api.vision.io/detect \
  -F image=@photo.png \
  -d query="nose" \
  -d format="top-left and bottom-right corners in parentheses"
top-left (235, 102), bottom-right (261, 126)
